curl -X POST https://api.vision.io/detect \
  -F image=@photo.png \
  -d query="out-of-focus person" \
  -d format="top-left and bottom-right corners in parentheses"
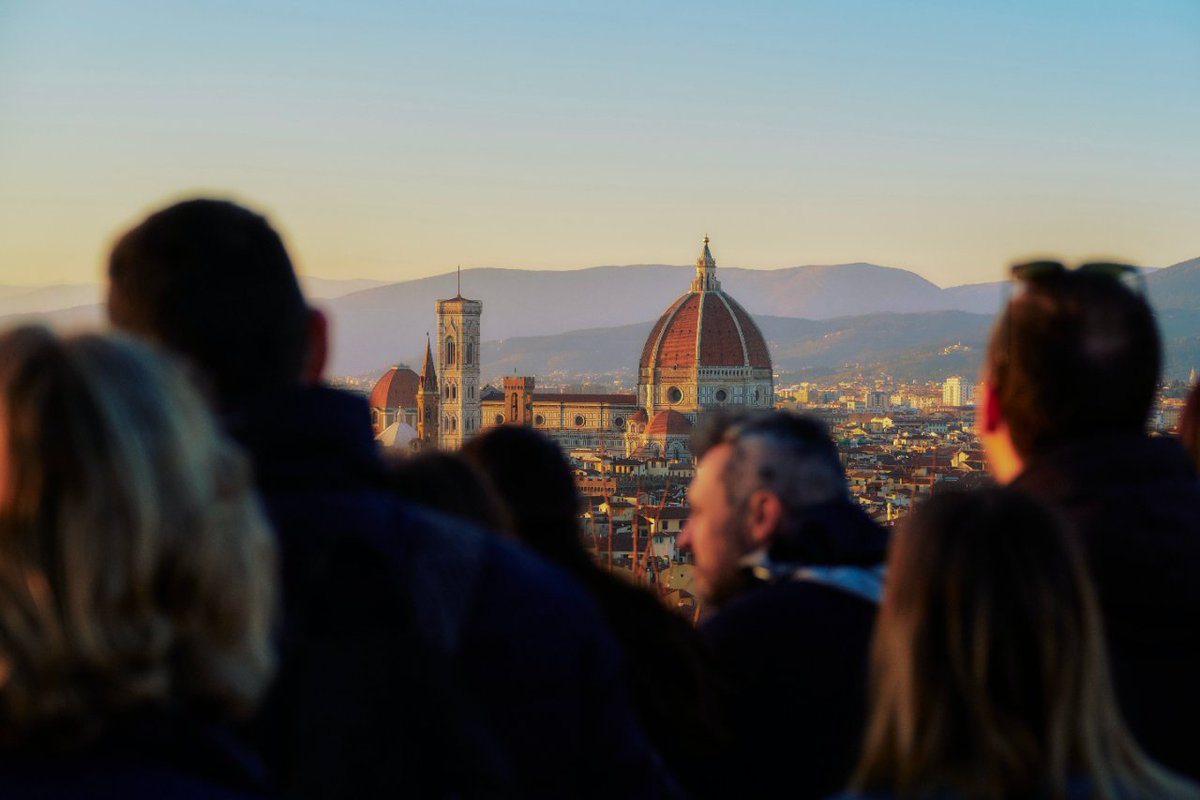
top-left (680, 410), bottom-right (889, 800)
top-left (106, 197), bottom-right (676, 798)
top-left (383, 450), bottom-right (513, 533)
top-left (837, 487), bottom-right (1197, 800)
top-left (1177, 379), bottom-right (1200, 472)
top-left (463, 425), bottom-right (726, 796)
top-left (978, 261), bottom-right (1200, 777)
top-left (0, 327), bottom-right (275, 799)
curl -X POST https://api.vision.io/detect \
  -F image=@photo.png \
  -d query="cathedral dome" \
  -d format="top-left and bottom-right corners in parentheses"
top-left (369, 366), bottom-right (420, 409)
top-left (646, 409), bottom-right (693, 436)
top-left (637, 237), bottom-right (774, 417)
top-left (639, 238), bottom-right (771, 372)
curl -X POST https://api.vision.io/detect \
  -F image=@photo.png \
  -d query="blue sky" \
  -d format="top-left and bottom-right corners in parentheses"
top-left (2, 1), bottom-right (1197, 286)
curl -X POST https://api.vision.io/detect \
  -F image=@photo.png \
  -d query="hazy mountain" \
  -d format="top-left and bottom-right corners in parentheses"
top-left (0, 284), bottom-right (101, 317)
top-left (470, 306), bottom-right (1200, 386)
top-left (466, 311), bottom-right (992, 387)
top-left (1146, 258), bottom-right (1200, 310)
top-left (323, 262), bottom-right (990, 375)
top-left (5, 256), bottom-right (1198, 384)
top-left (300, 276), bottom-right (389, 300)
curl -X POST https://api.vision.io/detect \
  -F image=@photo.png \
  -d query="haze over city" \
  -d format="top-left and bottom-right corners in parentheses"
top-left (2, 1), bottom-right (1197, 289)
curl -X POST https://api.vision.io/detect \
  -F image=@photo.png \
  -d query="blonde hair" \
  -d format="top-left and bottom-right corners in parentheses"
top-left (0, 326), bottom-right (276, 743)
top-left (853, 488), bottom-right (1196, 800)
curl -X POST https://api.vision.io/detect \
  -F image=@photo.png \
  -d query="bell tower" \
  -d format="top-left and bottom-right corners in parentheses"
top-left (436, 269), bottom-right (482, 450)
top-left (417, 334), bottom-right (439, 447)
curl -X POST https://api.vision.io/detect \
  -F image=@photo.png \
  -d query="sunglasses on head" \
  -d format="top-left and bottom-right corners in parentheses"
top-left (1009, 260), bottom-right (1147, 296)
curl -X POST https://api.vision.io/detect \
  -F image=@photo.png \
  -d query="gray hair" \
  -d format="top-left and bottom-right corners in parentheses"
top-left (695, 410), bottom-right (847, 535)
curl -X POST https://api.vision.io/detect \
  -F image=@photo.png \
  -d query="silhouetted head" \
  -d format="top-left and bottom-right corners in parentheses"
top-left (855, 487), bottom-right (1186, 797)
top-left (461, 426), bottom-right (584, 564)
top-left (384, 450), bottom-right (512, 534)
top-left (981, 264), bottom-right (1160, 477)
top-left (107, 198), bottom-right (319, 405)
top-left (682, 410), bottom-right (848, 603)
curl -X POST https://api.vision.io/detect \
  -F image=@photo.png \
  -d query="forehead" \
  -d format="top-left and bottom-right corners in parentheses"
top-left (690, 443), bottom-right (733, 498)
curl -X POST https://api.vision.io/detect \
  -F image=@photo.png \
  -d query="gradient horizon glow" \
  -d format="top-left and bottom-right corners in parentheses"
top-left (2, 1), bottom-right (1197, 287)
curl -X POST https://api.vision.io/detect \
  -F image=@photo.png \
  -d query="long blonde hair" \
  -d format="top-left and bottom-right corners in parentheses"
top-left (853, 487), bottom-right (1196, 799)
top-left (0, 326), bottom-right (276, 743)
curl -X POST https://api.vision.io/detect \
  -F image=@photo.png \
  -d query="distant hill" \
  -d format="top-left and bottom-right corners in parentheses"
top-left (6, 256), bottom-right (1199, 383)
top-left (473, 311), bottom-right (993, 386)
top-left (322, 262), bottom-right (999, 375)
top-left (0, 284), bottom-right (100, 317)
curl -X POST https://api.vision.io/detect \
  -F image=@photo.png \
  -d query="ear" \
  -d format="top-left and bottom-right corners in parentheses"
top-left (980, 380), bottom-right (1003, 434)
top-left (978, 379), bottom-right (1024, 484)
top-left (301, 307), bottom-right (328, 384)
top-left (745, 489), bottom-right (784, 548)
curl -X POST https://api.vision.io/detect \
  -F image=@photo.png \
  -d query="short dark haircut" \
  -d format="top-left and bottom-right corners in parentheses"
top-left (693, 409), bottom-right (847, 531)
top-left (985, 271), bottom-right (1160, 459)
top-left (107, 198), bottom-right (310, 403)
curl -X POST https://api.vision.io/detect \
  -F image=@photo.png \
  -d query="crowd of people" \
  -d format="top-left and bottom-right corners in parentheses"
top-left (0, 197), bottom-right (1196, 798)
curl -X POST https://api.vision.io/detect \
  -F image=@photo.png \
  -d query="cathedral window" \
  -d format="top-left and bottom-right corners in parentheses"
top-left (574, 415), bottom-right (585, 427)
top-left (715, 389), bottom-right (728, 403)
top-left (667, 387), bottom-right (683, 404)
top-left (534, 414), bottom-right (545, 426)
top-left (445, 337), bottom-right (456, 366)
top-left (466, 343), bottom-right (474, 365)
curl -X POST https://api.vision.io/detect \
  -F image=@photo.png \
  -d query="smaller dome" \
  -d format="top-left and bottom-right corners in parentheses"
top-left (628, 408), bottom-right (648, 424)
top-left (370, 366), bottom-right (420, 409)
top-left (376, 420), bottom-right (419, 448)
top-left (646, 410), bottom-right (693, 436)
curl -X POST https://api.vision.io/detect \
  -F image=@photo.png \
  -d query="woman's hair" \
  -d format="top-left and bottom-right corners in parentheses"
top-left (461, 425), bottom-right (587, 568)
top-left (853, 487), bottom-right (1194, 800)
top-left (0, 326), bottom-right (276, 744)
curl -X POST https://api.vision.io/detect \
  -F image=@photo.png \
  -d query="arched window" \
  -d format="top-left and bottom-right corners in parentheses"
top-left (445, 337), bottom-right (455, 367)
top-left (466, 342), bottom-right (474, 365)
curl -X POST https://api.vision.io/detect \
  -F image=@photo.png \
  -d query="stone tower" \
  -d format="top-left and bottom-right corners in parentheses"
top-left (503, 375), bottom-right (536, 425)
top-left (436, 275), bottom-right (482, 450)
top-left (417, 334), bottom-right (439, 446)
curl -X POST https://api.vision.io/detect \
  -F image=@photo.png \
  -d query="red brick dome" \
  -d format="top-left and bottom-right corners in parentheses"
top-left (639, 290), bottom-right (771, 371)
top-left (369, 366), bottom-right (420, 409)
top-left (646, 409), bottom-right (693, 436)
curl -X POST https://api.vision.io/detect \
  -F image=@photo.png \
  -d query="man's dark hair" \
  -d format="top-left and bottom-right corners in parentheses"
top-left (107, 198), bottom-right (310, 403)
top-left (693, 409), bottom-right (847, 532)
top-left (985, 271), bottom-right (1160, 459)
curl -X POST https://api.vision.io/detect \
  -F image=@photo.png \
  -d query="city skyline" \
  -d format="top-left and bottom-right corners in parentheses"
top-left (2, 1), bottom-right (1198, 288)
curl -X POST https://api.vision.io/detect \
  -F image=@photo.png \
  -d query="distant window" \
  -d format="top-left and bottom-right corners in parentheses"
top-left (574, 415), bottom-right (585, 427)
top-left (466, 342), bottom-right (474, 365)
top-left (613, 416), bottom-right (624, 429)
top-left (754, 388), bottom-right (762, 403)
top-left (667, 387), bottom-right (682, 404)
top-left (445, 337), bottom-right (455, 366)
top-left (535, 414), bottom-right (545, 426)
top-left (715, 389), bottom-right (728, 403)
top-left (494, 414), bottom-right (504, 425)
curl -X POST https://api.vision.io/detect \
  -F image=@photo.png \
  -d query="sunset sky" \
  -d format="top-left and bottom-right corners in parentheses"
top-left (2, 1), bottom-right (1197, 288)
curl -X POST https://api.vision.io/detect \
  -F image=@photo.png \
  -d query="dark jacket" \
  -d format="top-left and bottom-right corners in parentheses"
top-left (0, 713), bottom-right (271, 799)
top-left (700, 499), bottom-right (889, 800)
top-left (1012, 433), bottom-right (1200, 779)
top-left (230, 386), bottom-right (673, 798)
